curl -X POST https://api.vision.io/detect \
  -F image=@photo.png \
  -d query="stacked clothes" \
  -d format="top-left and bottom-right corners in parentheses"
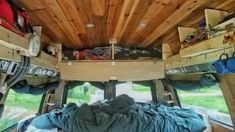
top-left (30, 95), bottom-right (206, 132)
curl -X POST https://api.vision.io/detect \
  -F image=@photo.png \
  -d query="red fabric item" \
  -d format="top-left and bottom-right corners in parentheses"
top-left (0, 0), bottom-right (14, 25)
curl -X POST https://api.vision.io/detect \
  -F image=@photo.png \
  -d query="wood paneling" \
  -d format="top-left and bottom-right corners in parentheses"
top-left (60, 60), bottom-right (165, 81)
top-left (13, 0), bottom-right (235, 50)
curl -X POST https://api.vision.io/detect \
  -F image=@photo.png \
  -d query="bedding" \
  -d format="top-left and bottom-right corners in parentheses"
top-left (30, 94), bottom-right (206, 132)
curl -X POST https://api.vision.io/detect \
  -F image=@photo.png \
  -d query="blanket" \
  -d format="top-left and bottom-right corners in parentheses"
top-left (31, 94), bottom-right (206, 132)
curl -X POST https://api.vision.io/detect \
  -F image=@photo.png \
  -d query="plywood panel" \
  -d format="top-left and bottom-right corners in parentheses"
top-left (60, 60), bottom-right (165, 81)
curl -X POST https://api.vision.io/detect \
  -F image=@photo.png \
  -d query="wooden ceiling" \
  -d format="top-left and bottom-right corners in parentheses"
top-left (13, 0), bottom-right (235, 51)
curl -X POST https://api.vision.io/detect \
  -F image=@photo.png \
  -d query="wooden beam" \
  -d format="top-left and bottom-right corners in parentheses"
top-left (219, 74), bottom-right (235, 127)
top-left (142, 0), bottom-right (206, 46)
top-left (155, 79), bottom-right (165, 103)
top-left (180, 31), bottom-right (234, 57)
top-left (60, 60), bottom-right (165, 81)
top-left (165, 47), bottom-right (234, 70)
top-left (31, 52), bottom-right (57, 71)
top-left (0, 26), bottom-right (28, 51)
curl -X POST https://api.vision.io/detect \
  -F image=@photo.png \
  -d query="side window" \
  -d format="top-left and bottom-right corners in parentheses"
top-left (0, 90), bottom-right (42, 131)
top-left (177, 84), bottom-right (233, 126)
top-left (116, 82), bottom-right (152, 103)
top-left (66, 82), bottom-right (104, 105)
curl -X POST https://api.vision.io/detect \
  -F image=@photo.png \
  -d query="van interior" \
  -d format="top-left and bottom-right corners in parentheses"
top-left (0, 0), bottom-right (235, 131)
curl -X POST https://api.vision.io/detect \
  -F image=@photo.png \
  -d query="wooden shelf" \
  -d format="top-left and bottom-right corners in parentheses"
top-left (60, 60), bottom-right (165, 81)
top-left (179, 31), bottom-right (234, 57)
top-left (0, 26), bottom-right (57, 70)
top-left (165, 46), bottom-right (234, 70)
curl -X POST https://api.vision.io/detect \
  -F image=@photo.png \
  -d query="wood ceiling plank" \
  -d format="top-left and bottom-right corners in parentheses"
top-left (40, 0), bottom-right (83, 47)
top-left (120, 0), bottom-right (154, 45)
top-left (74, 0), bottom-right (97, 46)
top-left (92, 0), bottom-right (109, 46)
top-left (107, 1), bottom-right (124, 40)
top-left (126, 0), bottom-right (165, 45)
top-left (14, 0), bottom-right (46, 11)
top-left (128, 0), bottom-right (186, 46)
top-left (57, 0), bottom-right (86, 34)
top-left (112, 0), bottom-right (137, 40)
top-left (30, 10), bottom-right (73, 47)
top-left (142, 0), bottom-right (206, 47)
top-left (107, 4), bottom-right (116, 39)
top-left (91, 0), bottom-right (106, 16)
top-left (110, 0), bottom-right (124, 5)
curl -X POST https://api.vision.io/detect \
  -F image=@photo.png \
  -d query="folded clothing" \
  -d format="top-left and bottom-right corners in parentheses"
top-left (31, 94), bottom-right (206, 132)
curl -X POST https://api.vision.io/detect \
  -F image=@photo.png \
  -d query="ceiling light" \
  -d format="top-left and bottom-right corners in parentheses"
top-left (139, 21), bottom-right (146, 27)
top-left (85, 22), bottom-right (95, 28)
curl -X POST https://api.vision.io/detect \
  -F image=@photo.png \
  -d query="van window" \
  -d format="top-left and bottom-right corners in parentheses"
top-left (0, 90), bottom-right (42, 131)
top-left (116, 82), bottom-right (152, 103)
top-left (177, 84), bottom-right (233, 126)
top-left (66, 82), bottom-right (104, 105)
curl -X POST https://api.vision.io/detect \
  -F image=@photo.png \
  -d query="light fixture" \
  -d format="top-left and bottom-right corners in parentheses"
top-left (85, 22), bottom-right (95, 28)
top-left (139, 21), bottom-right (146, 27)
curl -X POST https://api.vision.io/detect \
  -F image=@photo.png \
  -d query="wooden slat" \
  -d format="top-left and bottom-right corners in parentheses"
top-left (128, 0), bottom-right (186, 45)
top-left (91, 0), bottom-right (105, 16)
top-left (15, 0), bottom-right (46, 11)
top-left (92, 0), bottom-right (109, 45)
top-left (142, 0), bottom-right (206, 47)
top-left (74, 0), bottom-right (97, 46)
top-left (60, 60), bottom-right (165, 81)
top-left (112, 0), bottom-right (137, 40)
top-left (120, 0), bottom-right (153, 44)
top-left (107, 1), bottom-right (124, 40)
top-left (127, 0), bottom-right (166, 44)
top-left (57, 0), bottom-right (86, 34)
top-left (39, 0), bottom-right (83, 47)
top-left (30, 10), bottom-right (73, 47)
